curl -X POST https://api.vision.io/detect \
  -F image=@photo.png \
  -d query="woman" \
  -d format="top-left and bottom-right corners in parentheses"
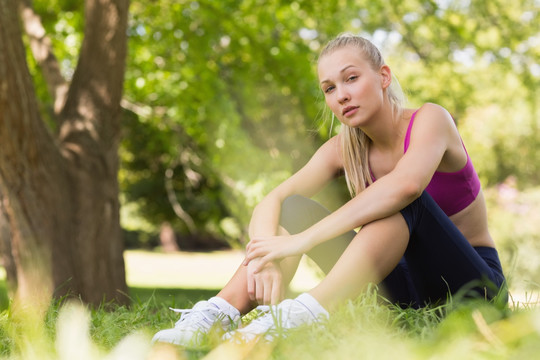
top-left (153, 34), bottom-right (506, 345)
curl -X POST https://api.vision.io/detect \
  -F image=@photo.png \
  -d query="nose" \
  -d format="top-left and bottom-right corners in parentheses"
top-left (336, 86), bottom-right (350, 104)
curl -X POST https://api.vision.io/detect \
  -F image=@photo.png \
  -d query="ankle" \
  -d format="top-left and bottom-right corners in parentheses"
top-left (215, 291), bottom-right (254, 314)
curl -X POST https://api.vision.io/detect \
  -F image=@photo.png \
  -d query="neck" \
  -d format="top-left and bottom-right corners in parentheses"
top-left (360, 103), bottom-right (402, 151)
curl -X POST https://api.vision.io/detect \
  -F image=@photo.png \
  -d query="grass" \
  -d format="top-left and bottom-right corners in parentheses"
top-left (0, 278), bottom-right (539, 360)
top-left (0, 284), bottom-right (216, 360)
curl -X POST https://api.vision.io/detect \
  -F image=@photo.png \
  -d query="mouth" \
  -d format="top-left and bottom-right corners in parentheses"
top-left (342, 106), bottom-right (359, 117)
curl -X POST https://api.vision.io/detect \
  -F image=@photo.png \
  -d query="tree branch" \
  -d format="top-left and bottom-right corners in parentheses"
top-left (164, 167), bottom-right (197, 234)
top-left (59, 0), bottom-right (129, 153)
top-left (18, 0), bottom-right (68, 117)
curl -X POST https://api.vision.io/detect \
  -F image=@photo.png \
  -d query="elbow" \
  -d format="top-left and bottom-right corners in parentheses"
top-left (401, 180), bottom-right (423, 203)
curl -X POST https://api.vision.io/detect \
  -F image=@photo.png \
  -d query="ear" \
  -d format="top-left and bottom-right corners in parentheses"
top-left (380, 65), bottom-right (392, 89)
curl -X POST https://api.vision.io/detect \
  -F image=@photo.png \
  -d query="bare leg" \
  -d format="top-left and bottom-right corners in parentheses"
top-left (216, 257), bottom-right (300, 314)
top-left (217, 226), bottom-right (302, 314)
top-left (309, 212), bottom-right (409, 310)
top-left (216, 264), bottom-right (254, 314)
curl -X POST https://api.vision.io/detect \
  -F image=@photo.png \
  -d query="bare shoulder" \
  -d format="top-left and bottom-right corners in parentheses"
top-left (414, 103), bottom-right (455, 128)
top-left (314, 134), bottom-right (343, 172)
top-left (407, 103), bottom-right (458, 144)
top-left (412, 103), bottom-right (467, 170)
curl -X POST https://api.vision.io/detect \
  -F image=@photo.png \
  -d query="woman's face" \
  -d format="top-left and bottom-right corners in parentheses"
top-left (318, 46), bottom-right (390, 128)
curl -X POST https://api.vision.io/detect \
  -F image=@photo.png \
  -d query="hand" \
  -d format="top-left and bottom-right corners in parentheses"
top-left (244, 233), bottom-right (311, 273)
top-left (246, 258), bottom-right (284, 305)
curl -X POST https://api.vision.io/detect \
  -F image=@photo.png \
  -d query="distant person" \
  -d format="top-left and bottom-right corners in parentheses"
top-left (153, 33), bottom-right (506, 345)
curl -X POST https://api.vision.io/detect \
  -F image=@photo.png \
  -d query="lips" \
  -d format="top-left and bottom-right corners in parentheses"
top-left (342, 106), bottom-right (359, 116)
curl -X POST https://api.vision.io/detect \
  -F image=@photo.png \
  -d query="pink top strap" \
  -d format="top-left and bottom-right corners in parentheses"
top-left (402, 109), bottom-right (481, 216)
top-left (403, 110), bottom-right (418, 153)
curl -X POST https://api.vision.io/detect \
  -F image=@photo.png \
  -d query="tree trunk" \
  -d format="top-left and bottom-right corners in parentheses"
top-left (0, 0), bottom-right (129, 306)
top-left (0, 193), bottom-right (16, 295)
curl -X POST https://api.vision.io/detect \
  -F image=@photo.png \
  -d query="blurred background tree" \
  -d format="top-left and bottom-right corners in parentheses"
top-left (7, 0), bottom-right (539, 296)
top-left (0, 0), bottom-right (129, 307)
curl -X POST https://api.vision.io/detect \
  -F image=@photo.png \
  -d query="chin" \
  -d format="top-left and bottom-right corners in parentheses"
top-left (344, 118), bottom-right (367, 128)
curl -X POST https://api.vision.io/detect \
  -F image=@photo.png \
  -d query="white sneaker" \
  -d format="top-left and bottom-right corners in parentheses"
top-left (224, 296), bottom-right (328, 342)
top-left (152, 299), bottom-right (240, 346)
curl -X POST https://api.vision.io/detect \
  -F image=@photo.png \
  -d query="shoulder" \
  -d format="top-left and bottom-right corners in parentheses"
top-left (313, 135), bottom-right (343, 171)
top-left (408, 104), bottom-right (467, 168)
top-left (414, 103), bottom-right (455, 127)
top-left (410, 103), bottom-right (456, 138)
top-left (405, 103), bottom-right (461, 157)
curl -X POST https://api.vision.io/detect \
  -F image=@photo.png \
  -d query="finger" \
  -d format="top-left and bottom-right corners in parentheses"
top-left (264, 282), bottom-right (272, 305)
top-left (244, 248), bottom-right (264, 264)
top-left (255, 275), bottom-right (264, 304)
top-left (246, 237), bottom-right (263, 249)
top-left (271, 278), bottom-right (281, 305)
top-left (254, 260), bottom-right (265, 274)
top-left (254, 255), bottom-right (274, 273)
top-left (247, 272), bottom-right (255, 301)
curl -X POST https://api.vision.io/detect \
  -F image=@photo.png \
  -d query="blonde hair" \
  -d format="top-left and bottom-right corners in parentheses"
top-left (319, 34), bottom-right (405, 197)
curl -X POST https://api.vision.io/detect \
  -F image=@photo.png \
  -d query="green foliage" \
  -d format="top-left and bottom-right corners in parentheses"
top-left (485, 186), bottom-right (540, 294)
top-left (120, 0), bottom-right (362, 241)
top-left (25, 0), bottom-right (540, 247)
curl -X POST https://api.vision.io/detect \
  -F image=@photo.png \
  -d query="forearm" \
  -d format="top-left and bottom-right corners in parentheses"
top-left (248, 192), bottom-right (283, 239)
top-left (301, 175), bottom-right (420, 248)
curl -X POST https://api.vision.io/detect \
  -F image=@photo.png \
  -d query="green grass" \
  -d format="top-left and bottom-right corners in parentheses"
top-left (0, 282), bottom-right (538, 360)
top-left (0, 280), bottom-right (9, 312)
top-left (0, 285), bottom-right (219, 359)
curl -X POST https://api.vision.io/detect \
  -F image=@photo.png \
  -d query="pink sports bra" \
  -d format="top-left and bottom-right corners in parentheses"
top-left (404, 110), bottom-right (481, 216)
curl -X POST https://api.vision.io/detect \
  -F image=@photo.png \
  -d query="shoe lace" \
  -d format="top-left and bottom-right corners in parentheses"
top-left (243, 305), bottom-right (280, 333)
top-left (169, 305), bottom-right (220, 330)
top-left (249, 300), bottom-right (315, 330)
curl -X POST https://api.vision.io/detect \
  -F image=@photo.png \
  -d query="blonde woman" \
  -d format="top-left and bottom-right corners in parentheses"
top-left (153, 34), bottom-right (506, 345)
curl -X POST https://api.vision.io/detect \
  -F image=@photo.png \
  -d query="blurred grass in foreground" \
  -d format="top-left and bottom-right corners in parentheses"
top-left (0, 286), bottom-right (539, 360)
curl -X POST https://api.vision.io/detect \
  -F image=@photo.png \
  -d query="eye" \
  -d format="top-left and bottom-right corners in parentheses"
top-left (347, 75), bottom-right (358, 82)
top-left (323, 85), bottom-right (335, 94)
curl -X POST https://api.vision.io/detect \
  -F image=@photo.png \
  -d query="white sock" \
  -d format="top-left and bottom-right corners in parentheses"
top-left (295, 293), bottom-right (329, 321)
top-left (208, 296), bottom-right (241, 318)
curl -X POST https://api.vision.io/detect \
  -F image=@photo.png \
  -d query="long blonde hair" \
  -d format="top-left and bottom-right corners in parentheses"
top-left (319, 34), bottom-right (405, 197)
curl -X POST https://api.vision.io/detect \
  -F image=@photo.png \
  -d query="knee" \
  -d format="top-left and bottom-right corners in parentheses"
top-left (281, 195), bottom-right (308, 215)
top-left (280, 195), bottom-right (308, 232)
top-left (280, 195), bottom-right (326, 235)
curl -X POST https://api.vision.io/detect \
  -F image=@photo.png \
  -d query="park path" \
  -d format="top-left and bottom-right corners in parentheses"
top-left (124, 249), bottom-right (321, 292)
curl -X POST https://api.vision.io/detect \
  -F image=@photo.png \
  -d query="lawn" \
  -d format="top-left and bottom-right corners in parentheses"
top-left (1, 249), bottom-right (540, 360)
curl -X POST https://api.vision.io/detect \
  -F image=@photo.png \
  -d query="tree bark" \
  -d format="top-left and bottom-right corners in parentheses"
top-left (19, 0), bottom-right (69, 117)
top-left (0, 193), bottom-right (16, 295)
top-left (0, 0), bottom-right (129, 306)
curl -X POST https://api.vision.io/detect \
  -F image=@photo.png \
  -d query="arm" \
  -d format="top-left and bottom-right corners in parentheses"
top-left (246, 136), bottom-right (343, 303)
top-left (246, 104), bottom-right (458, 267)
top-left (248, 135), bottom-right (343, 240)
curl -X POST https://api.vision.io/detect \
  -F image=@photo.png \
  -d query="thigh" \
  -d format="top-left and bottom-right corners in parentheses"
top-left (401, 192), bottom-right (502, 303)
top-left (279, 195), bottom-right (355, 274)
top-left (379, 257), bottom-right (421, 307)
top-left (311, 212), bottom-right (410, 310)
